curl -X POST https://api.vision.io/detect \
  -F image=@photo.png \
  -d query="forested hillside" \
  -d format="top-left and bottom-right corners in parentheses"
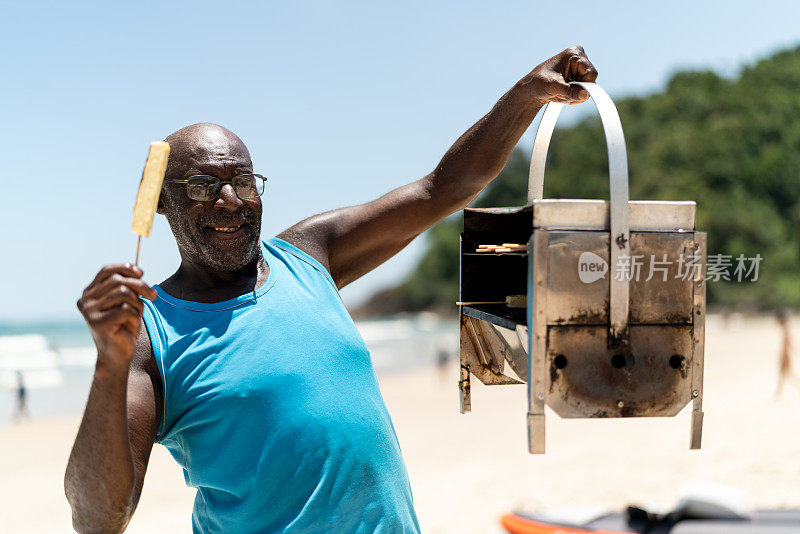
top-left (356, 46), bottom-right (800, 315)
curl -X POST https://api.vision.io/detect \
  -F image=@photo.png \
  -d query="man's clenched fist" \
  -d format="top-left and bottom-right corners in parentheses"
top-left (77, 264), bottom-right (157, 368)
top-left (519, 45), bottom-right (598, 106)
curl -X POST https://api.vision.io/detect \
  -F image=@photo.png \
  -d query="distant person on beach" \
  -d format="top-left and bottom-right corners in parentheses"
top-left (13, 371), bottom-right (30, 422)
top-left (775, 310), bottom-right (795, 396)
top-left (436, 347), bottom-right (452, 381)
top-left (65, 46), bottom-right (598, 533)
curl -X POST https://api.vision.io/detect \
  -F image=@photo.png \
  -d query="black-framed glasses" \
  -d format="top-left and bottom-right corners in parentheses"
top-left (163, 173), bottom-right (267, 202)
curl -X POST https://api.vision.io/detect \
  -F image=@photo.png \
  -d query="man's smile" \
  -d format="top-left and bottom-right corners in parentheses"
top-left (212, 226), bottom-right (240, 232)
top-left (203, 222), bottom-right (250, 240)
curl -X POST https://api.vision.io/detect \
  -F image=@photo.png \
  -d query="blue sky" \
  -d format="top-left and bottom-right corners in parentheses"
top-left (2, 0), bottom-right (799, 321)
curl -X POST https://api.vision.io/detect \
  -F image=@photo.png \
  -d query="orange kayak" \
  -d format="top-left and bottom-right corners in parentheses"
top-left (500, 513), bottom-right (634, 534)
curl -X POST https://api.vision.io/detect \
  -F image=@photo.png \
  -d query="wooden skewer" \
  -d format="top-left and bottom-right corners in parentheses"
top-left (456, 295), bottom-right (527, 308)
top-left (135, 235), bottom-right (142, 265)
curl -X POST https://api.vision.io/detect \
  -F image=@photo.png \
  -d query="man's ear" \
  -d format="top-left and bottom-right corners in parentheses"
top-left (156, 191), bottom-right (166, 215)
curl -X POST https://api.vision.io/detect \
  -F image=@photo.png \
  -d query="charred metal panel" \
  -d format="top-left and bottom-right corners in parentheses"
top-left (545, 325), bottom-right (693, 418)
top-left (545, 231), bottom-right (695, 326)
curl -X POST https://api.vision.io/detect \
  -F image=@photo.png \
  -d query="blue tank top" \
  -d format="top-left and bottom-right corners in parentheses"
top-left (141, 238), bottom-right (420, 533)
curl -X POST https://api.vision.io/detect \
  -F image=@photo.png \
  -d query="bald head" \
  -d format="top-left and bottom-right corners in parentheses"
top-left (164, 123), bottom-right (252, 179)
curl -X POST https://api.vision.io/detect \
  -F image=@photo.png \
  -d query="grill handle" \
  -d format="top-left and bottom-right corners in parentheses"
top-left (527, 82), bottom-right (631, 341)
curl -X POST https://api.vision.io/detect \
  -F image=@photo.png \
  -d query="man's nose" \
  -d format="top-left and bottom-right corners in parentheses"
top-left (215, 183), bottom-right (243, 211)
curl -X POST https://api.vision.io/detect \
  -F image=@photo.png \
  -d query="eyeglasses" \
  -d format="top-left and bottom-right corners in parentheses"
top-left (163, 173), bottom-right (267, 202)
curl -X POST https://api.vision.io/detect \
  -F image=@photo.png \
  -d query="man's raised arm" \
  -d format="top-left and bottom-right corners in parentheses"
top-left (278, 46), bottom-right (597, 288)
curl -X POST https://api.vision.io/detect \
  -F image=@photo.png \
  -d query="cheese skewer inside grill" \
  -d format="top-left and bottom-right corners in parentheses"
top-left (474, 243), bottom-right (528, 254)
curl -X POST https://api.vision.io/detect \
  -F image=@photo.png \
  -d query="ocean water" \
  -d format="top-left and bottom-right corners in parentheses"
top-left (0, 314), bottom-right (458, 426)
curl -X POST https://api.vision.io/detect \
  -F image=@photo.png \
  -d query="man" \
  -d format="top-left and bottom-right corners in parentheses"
top-left (65, 46), bottom-right (597, 533)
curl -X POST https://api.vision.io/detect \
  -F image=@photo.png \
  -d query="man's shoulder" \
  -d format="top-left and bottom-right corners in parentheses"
top-left (267, 235), bottom-right (339, 290)
top-left (274, 225), bottom-right (331, 274)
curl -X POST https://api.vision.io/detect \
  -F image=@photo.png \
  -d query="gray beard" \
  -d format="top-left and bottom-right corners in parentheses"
top-left (166, 210), bottom-right (263, 272)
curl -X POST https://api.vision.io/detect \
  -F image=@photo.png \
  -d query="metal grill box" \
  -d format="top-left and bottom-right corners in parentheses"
top-left (457, 83), bottom-right (706, 454)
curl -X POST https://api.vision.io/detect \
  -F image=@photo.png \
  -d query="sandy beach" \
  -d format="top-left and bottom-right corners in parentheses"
top-left (1, 313), bottom-right (798, 533)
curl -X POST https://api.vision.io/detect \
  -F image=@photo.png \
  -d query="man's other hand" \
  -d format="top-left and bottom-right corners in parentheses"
top-left (519, 45), bottom-right (598, 106)
top-left (77, 264), bottom-right (158, 368)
